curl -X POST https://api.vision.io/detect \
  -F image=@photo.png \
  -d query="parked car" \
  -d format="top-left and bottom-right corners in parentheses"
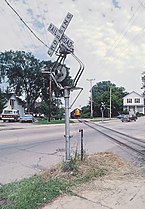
top-left (116, 114), bottom-right (125, 119)
top-left (2, 109), bottom-right (20, 122)
top-left (19, 114), bottom-right (34, 123)
top-left (121, 115), bottom-right (137, 122)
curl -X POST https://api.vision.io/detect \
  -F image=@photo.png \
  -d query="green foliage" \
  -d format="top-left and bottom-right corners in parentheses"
top-left (0, 51), bottom-right (73, 115)
top-left (0, 176), bottom-right (70, 209)
top-left (40, 61), bottom-right (73, 99)
top-left (37, 119), bottom-right (66, 124)
top-left (37, 99), bottom-right (64, 120)
top-left (38, 100), bottom-right (49, 116)
top-left (92, 81), bottom-right (128, 117)
top-left (0, 156), bottom-right (107, 209)
top-left (122, 109), bottom-right (129, 114)
top-left (64, 150), bottom-right (88, 173)
top-left (36, 119), bottom-right (75, 125)
top-left (136, 112), bottom-right (144, 117)
top-left (0, 89), bottom-right (6, 112)
top-left (76, 168), bottom-right (107, 184)
top-left (67, 155), bottom-right (80, 172)
top-left (81, 105), bottom-right (90, 118)
top-left (0, 50), bottom-right (44, 112)
top-left (80, 81), bottom-right (128, 118)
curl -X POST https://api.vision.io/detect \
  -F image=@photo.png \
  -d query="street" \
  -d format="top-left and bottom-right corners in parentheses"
top-left (1, 117), bottom-right (145, 185)
top-left (0, 121), bottom-right (116, 185)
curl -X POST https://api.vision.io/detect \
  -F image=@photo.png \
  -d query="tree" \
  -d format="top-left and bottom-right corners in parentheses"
top-left (0, 50), bottom-right (45, 112)
top-left (0, 50), bottom-right (73, 116)
top-left (41, 61), bottom-right (73, 98)
top-left (81, 105), bottom-right (90, 118)
top-left (0, 89), bottom-right (6, 113)
top-left (92, 81), bottom-right (128, 117)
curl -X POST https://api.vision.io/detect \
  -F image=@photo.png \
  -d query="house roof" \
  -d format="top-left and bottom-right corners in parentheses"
top-left (123, 91), bottom-right (143, 99)
top-left (4, 93), bottom-right (25, 105)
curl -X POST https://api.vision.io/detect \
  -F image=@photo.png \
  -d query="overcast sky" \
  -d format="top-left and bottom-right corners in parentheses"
top-left (1, 0), bottom-right (145, 109)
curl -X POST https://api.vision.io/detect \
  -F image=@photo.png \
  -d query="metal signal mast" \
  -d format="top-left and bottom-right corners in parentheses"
top-left (45, 12), bottom-right (84, 163)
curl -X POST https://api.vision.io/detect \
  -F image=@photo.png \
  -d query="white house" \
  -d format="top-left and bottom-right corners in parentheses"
top-left (123, 91), bottom-right (144, 114)
top-left (3, 93), bottom-right (25, 116)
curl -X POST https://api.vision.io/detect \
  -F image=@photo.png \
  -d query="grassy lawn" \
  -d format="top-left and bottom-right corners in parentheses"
top-left (0, 154), bottom-right (108, 209)
top-left (0, 176), bottom-right (71, 209)
top-left (35, 117), bottom-right (115, 125)
top-left (35, 118), bottom-right (74, 125)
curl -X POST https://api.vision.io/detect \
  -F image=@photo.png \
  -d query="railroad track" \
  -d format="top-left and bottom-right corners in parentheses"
top-left (78, 119), bottom-right (145, 158)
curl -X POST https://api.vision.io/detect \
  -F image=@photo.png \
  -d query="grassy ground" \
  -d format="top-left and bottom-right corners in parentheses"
top-left (0, 153), bottom-right (110, 209)
top-left (36, 118), bottom-right (74, 125)
top-left (35, 117), bottom-right (116, 125)
top-left (0, 152), bottom-right (133, 209)
top-left (0, 176), bottom-right (71, 209)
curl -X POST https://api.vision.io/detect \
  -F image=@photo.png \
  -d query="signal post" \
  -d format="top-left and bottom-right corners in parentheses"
top-left (46, 12), bottom-right (84, 163)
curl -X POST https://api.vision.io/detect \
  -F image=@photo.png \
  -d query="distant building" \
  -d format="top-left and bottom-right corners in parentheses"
top-left (3, 93), bottom-right (25, 116)
top-left (123, 91), bottom-right (144, 115)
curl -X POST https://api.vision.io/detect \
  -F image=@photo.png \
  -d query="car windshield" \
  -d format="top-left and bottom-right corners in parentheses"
top-left (4, 110), bottom-right (13, 114)
top-left (3, 110), bottom-right (19, 114)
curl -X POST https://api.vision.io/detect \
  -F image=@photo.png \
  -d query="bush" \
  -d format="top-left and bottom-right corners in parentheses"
top-left (136, 112), bottom-right (144, 117)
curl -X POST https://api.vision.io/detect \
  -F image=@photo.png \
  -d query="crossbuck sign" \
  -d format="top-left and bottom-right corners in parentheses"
top-left (48, 12), bottom-right (74, 57)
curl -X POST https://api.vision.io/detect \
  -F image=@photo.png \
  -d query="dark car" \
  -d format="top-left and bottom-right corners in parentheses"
top-left (121, 115), bottom-right (137, 122)
top-left (19, 114), bottom-right (34, 123)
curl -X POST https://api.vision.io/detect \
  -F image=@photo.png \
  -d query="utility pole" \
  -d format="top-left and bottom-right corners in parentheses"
top-left (48, 74), bottom-right (52, 122)
top-left (141, 72), bottom-right (145, 115)
top-left (109, 86), bottom-right (112, 119)
top-left (141, 72), bottom-right (145, 96)
top-left (86, 79), bottom-right (95, 118)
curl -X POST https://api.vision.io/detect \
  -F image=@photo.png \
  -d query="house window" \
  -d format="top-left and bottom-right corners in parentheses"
top-left (127, 98), bottom-right (132, 103)
top-left (10, 99), bottom-right (15, 109)
top-left (134, 98), bottom-right (140, 103)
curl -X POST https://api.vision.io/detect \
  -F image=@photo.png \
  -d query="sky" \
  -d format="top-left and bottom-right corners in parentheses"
top-left (1, 0), bottom-right (145, 110)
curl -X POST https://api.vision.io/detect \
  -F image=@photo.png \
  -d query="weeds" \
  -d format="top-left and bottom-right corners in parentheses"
top-left (0, 176), bottom-right (71, 209)
top-left (0, 153), bottom-right (108, 209)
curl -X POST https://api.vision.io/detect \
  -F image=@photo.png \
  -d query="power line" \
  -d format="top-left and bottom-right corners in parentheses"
top-left (96, 2), bottom-right (144, 76)
top-left (105, 6), bottom-right (145, 71)
top-left (105, 3), bottom-right (141, 58)
top-left (94, 1), bottom-right (143, 78)
top-left (4, 0), bottom-right (49, 49)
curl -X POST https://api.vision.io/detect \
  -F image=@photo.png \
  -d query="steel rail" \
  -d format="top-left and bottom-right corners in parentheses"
top-left (89, 120), bottom-right (145, 144)
top-left (79, 120), bottom-right (145, 158)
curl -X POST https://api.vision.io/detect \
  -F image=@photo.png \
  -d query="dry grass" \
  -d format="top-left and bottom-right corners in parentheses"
top-left (41, 152), bottom-right (139, 182)
top-left (1, 152), bottom-right (141, 209)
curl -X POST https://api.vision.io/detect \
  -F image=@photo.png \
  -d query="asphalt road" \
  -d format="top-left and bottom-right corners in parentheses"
top-left (1, 117), bottom-right (145, 185)
top-left (0, 120), bottom-right (116, 185)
